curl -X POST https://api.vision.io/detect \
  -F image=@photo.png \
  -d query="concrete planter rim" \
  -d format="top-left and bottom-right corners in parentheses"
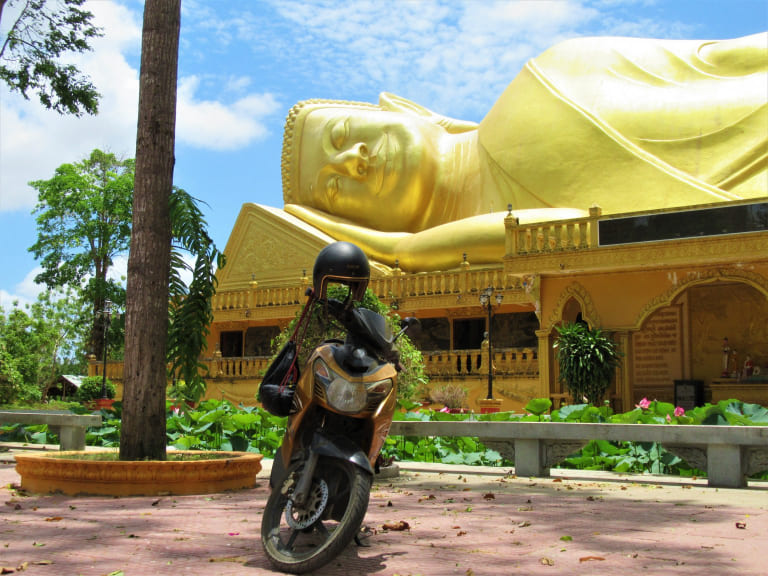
top-left (14, 450), bottom-right (264, 497)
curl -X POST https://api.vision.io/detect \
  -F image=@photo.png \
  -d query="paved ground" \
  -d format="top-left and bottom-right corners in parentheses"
top-left (1, 449), bottom-right (766, 576)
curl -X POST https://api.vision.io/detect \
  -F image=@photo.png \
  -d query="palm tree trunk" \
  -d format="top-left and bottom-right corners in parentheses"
top-left (120, 0), bottom-right (181, 461)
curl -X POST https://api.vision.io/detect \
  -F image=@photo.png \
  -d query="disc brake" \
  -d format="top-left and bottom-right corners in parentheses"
top-left (285, 478), bottom-right (329, 530)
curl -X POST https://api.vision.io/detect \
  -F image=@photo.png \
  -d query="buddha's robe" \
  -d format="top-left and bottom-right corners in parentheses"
top-left (480, 33), bottom-right (767, 215)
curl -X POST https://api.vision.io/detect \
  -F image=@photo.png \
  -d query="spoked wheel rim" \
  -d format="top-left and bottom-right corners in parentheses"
top-left (261, 457), bottom-right (372, 573)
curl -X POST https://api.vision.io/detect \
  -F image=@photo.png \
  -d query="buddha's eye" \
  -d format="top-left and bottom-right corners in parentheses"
top-left (330, 118), bottom-right (349, 150)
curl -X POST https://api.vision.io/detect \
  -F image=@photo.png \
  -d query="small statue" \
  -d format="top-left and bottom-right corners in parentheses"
top-left (722, 338), bottom-right (731, 377)
top-left (743, 355), bottom-right (754, 379)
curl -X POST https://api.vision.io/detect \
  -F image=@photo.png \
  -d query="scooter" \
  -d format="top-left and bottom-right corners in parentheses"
top-left (260, 242), bottom-right (418, 574)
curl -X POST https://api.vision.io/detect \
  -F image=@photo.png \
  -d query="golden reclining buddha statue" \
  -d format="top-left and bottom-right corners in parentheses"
top-left (273, 33), bottom-right (767, 273)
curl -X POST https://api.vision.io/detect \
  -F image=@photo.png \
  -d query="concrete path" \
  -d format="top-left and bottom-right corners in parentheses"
top-left (1, 452), bottom-right (766, 575)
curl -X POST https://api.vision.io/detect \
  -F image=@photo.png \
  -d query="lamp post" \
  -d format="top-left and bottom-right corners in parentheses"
top-left (100, 299), bottom-right (112, 399)
top-left (479, 286), bottom-right (503, 399)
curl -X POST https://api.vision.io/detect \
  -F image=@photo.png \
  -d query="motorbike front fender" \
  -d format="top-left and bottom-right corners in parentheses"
top-left (311, 430), bottom-right (374, 476)
top-left (269, 429), bottom-right (374, 490)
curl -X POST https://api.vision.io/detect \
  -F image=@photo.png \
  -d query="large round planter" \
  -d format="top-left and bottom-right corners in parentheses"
top-left (14, 451), bottom-right (263, 497)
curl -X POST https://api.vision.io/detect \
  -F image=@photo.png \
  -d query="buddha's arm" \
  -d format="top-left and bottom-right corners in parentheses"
top-left (286, 204), bottom-right (585, 272)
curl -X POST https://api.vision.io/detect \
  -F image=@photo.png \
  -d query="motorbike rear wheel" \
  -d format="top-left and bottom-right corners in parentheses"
top-left (261, 456), bottom-right (372, 574)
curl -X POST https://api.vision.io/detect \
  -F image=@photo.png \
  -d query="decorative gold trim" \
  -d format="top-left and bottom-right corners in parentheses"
top-left (545, 281), bottom-right (601, 333)
top-left (632, 267), bottom-right (768, 331)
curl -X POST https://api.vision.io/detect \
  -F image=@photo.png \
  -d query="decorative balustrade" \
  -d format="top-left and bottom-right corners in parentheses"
top-left (89, 346), bottom-right (537, 385)
top-left (209, 356), bottom-right (270, 379)
top-left (423, 347), bottom-right (538, 378)
top-left (213, 267), bottom-right (524, 314)
top-left (504, 206), bottom-right (601, 257)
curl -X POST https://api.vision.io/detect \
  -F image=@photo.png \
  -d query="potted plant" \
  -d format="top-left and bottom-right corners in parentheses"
top-left (553, 322), bottom-right (621, 406)
top-left (429, 383), bottom-right (469, 413)
top-left (74, 376), bottom-right (116, 410)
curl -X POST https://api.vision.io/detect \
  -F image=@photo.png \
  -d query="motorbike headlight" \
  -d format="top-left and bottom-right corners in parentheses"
top-left (326, 377), bottom-right (368, 413)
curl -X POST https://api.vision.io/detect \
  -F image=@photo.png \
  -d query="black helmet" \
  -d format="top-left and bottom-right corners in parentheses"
top-left (313, 242), bottom-right (370, 302)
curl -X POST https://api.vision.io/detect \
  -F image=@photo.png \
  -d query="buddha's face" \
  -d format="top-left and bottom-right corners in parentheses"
top-left (295, 107), bottom-right (440, 232)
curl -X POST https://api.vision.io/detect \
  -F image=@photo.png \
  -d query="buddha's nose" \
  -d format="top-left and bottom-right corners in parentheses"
top-left (332, 143), bottom-right (369, 177)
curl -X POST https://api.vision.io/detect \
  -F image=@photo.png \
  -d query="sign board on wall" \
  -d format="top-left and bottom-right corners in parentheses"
top-left (632, 306), bottom-right (683, 402)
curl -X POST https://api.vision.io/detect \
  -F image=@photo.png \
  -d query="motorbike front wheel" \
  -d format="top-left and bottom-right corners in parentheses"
top-left (261, 456), bottom-right (373, 574)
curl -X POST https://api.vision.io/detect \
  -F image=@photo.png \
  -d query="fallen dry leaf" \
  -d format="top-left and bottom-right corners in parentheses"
top-left (735, 522), bottom-right (747, 529)
top-left (208, 556), bottom-right (248, 563)
top-left (483, 493), bottom-right (495, 500)
top-left (44, 517), bottom-right (62, 522)
top-left (579, 556), bottom-right (606, 562)
top-left (382, 521), bottom-right (410, 531)
top-left (540, 557), bottom-right (555, 566)
top-left (0, 567), bottom-right (14, 575)
top-left (457, 531), bottom-right (467, 536)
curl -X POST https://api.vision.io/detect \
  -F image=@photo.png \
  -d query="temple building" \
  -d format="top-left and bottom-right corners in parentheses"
top-left (197, 199), bottom-right (768, 412)
top-left (93, 33), bottom-right (768, 412)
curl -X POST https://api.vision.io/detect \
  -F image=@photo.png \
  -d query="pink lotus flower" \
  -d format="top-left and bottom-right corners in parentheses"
top-left (666, 414), bottom-right (671, 423)
top-left (636, 397), bottom-right (651, 410)
top-left (674, 406), bottom-right (685, 417)
top-left (439, 406), bottom-right (450, 413)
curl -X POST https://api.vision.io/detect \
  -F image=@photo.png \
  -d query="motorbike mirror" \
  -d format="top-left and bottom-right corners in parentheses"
top-left (399, 317), bottom-right (421, 336)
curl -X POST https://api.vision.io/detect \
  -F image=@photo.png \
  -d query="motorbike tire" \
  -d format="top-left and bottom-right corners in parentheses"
top-left (261, 456), bottom-right (372, 574)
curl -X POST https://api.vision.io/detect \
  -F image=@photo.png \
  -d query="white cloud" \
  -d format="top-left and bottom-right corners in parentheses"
top-left (0, 0), bottom-right (280, 213)
top-left (0, 0), bottom-right (141, 212)
top-left (176, 76), bottom-right (280, 150)
top-left (0, 266), bottom-right (45, 310)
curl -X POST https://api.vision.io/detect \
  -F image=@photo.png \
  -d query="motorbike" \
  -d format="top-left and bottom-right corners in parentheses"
top-left (260, 290), bottom-right (418, 574)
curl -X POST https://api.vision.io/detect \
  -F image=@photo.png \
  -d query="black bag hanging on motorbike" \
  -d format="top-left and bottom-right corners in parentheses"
top-left (259, 291), bottom-right (315, 416)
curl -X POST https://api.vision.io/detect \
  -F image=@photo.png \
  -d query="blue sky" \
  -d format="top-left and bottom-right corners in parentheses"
top-left (1, 0), bottom-right (766, 308)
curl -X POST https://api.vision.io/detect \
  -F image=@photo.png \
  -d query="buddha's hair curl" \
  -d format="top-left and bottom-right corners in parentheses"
top-left (281, 99), bottom-right (381, 204)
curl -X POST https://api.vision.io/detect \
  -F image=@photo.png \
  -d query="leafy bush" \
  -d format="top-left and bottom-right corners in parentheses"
top-left (553, 322), bottom-right (621, 405)
top-left (74, 376), bottom-right (116, 403)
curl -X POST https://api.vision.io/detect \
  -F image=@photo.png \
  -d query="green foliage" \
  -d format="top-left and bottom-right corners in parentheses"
top-left (0, 290), bottom-right (87, 404)
top-left (0, 0), bottom-right (102, 115)
top-left (524, 397), bottom-right (552, 418)
top-left (5, 396), bottom-right (765, 479)
top-left (74, 375), bottom-right (115, 403)
top-left (27, 149), bottom-right (223, 404)
top-left (29, 149), bottom-right (134, 356)
top-left (166, 188), bottom-right (226, 404)
top-left (268, 285), bottom-right (428, 403)
top-left (553, 322), bottom-right (621, 405)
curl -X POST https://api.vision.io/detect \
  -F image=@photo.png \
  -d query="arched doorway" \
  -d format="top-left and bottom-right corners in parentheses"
top-left (631, 279), bottom-right (768, 407)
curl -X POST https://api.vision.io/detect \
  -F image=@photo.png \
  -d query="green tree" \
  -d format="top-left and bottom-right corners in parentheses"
top-left (28, 148), bottom-right (134, 357)
top-left (120, 0), bottom-right (181, 462)
top-left (0, 289), bottom-right (87, 404)
top-left (553, 322), bottom-right (621, 406)
top-left (0, 0), bottom-right (102, 115)
top-left (28, 146), bottom-right (223, 414)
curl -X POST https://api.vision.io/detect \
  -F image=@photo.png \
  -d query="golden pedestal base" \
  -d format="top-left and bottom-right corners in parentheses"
top-left (477, 398), bottom-right (503, 414)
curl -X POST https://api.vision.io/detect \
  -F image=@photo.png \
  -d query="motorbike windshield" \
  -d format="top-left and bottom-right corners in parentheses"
top-left (347, 308), bottom-right (392, 356)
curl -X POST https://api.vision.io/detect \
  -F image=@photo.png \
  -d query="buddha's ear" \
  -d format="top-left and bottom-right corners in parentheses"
top-left (379, 92), bottom-right (478, 134)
